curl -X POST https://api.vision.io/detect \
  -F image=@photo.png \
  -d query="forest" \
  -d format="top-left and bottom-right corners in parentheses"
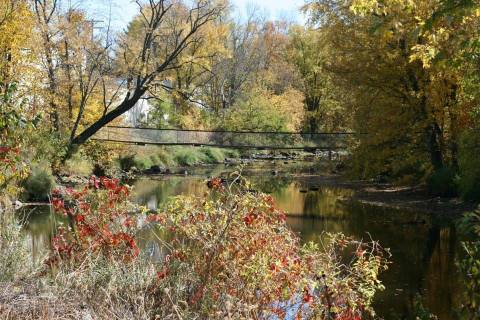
top-left (1, 0), bottom-right (480, 319)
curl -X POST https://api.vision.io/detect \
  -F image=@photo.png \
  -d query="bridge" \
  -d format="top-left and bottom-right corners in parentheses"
top-left (92, 126), bottom-right (356, 151)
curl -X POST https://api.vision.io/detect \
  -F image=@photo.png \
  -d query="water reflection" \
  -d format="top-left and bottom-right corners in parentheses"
top-left (22, 174), bottom-right (464, 319)
top-left (20, 206), bottom-right (57, 263)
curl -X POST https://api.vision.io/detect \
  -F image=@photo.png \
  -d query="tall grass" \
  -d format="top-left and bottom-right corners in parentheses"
top-left (22, 164), bottom-right (56, 201)
top-left (62, 153), bottom-right (94, 176)
top-left (0, 213), bottom-right (35, 282)
top-left (121, 146), bottom-right (239, 170)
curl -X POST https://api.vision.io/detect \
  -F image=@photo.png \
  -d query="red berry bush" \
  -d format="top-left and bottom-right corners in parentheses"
top-left (46, 176), bottom-right (389, 319)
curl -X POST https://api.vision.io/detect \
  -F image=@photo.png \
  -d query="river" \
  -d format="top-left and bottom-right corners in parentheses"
top-left (21, 163), bottom-right (466, 319)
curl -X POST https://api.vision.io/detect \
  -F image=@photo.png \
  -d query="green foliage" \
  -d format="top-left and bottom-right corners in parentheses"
top-left (458, 209), bottom-right (480, 241)
top-left (0, 83), bottom-right (35, 197)
top-left (134, 156), bottom-right (153, 170)
top-left (156, 148), bottom-right (175, 167)
top-left (147, 96), bottom-right (179, 128)
top-left (62, 152), bottom-right (93, 176)
top-left (458, 240), bottom-right (480, 317)
top-left (223, 149), bottom-right (240, 159)
top-left (288, 26), bottom-right (347, 132)
top-left (458, 132), bottom-right (480, 201)
top-left (222, 89), bottom-right (289, 132)
top-left (411, 294), bottom-right (438, 319)
top-left (173, 147), bottom-right (207, 166)
top-left (117, 147), bottom-right (233, 171)
top-left (426, 167), bottom-right (458, 197)
top-left (30, 130), bottom-right (68, 168)
top-left (200, 147), bottom-right (224, 163)
top-left (22, 164), bottom-right (56, 201)
top-left (172, 147), bottom-right (230, 166)
top-left (457, 208), bottom-right (480, 318)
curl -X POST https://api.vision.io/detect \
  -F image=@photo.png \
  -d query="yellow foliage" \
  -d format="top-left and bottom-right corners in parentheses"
top-left (270, 88), bottom-right (305, 131)
top-left (0, 0), bottom-right (34, 87)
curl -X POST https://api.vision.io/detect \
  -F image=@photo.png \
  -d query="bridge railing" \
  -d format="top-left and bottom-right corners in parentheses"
top-left (93, 126), bottom-right (356, 150)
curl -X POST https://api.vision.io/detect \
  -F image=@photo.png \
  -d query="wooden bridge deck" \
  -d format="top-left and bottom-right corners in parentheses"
top-left (92, 126), bottom-right (355, 150)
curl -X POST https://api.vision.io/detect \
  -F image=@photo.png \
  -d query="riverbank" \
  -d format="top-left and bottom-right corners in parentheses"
top-left (294, 174), bottom-right (477, 216)
top-left (17, 158), bottom-right (477, 218)
top-left (140, 159), bottom-right (477, 217)
top-left (14, 163), bottom-right (471, 319)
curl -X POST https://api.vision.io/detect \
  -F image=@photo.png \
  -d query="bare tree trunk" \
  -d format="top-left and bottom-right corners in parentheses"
top-left (67, 88), bottom-right (147, 154)
top-left (429, 122), bottom-right (444, 171)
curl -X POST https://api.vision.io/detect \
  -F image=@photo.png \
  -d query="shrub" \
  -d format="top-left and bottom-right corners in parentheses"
top-left (149, 154), bottom-right (161, 166)
top-left (223, 148), bottom-right (240, 159)
top-left (0, 146), bottom-right (29, 198)
top-left (63, 152), bottom-right (93, 176)
top-left (457, 209), bottom-right (480, 318)
top-left (201, 147), bottom-right (225, 163)
top-left (157, 149), bottom-right (174, 167)
top-left (22, 164), bottom-right (55, 201)
top-left (174, 148), bottom-right (206, 166)
top-left (134, 157), bottom-right (153, 170)
top-left (426, 167), bottom-right (458, 197)
top-left (41, 176), bottom-right (389, 319)
top-left (458, 132), bottom-right (480, 201)
top-left (48, 177), bottom-right (136, 265)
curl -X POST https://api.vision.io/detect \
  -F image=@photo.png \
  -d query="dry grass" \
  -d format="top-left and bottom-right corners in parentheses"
top-left (0, 281), bottom-right (84, 320)
top-left (0, 249), bottom-right (161, 320)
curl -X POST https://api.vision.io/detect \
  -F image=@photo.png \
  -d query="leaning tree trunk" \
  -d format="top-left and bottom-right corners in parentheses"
top-left (65, 88), bottom-right (147, 160)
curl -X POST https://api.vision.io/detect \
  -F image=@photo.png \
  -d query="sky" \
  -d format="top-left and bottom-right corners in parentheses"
top-left (229, 0), bottom-right (306, 22)
top-left (83, 0), bottom-right (306, 32)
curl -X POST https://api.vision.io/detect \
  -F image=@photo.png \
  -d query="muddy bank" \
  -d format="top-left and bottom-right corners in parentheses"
top-left (294, 174), bottom-right (477, 216)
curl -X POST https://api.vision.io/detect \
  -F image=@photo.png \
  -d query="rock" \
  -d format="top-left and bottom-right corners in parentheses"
top-left (375, 175), bottom-right (389, 183)
top-left (14, 200), bottom-right (23, 210)
top-left (143, 165), bottom-right (165, 175)
top-left (150, 165), bottom-right (163, 174)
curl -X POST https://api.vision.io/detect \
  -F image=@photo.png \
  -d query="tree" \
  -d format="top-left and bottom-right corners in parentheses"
top-left (0, 0), bottom-right (34, 93)
top-left (69, 0), bottom-right (225, 145)
top-left (304, 0), bottom-right (479, 179)
top-left (27, 0), bottom-right (225, 157)
top-left (288, 25), bottom-right (347, 132)
top-left (222, 87), bottom-right (304, 133)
